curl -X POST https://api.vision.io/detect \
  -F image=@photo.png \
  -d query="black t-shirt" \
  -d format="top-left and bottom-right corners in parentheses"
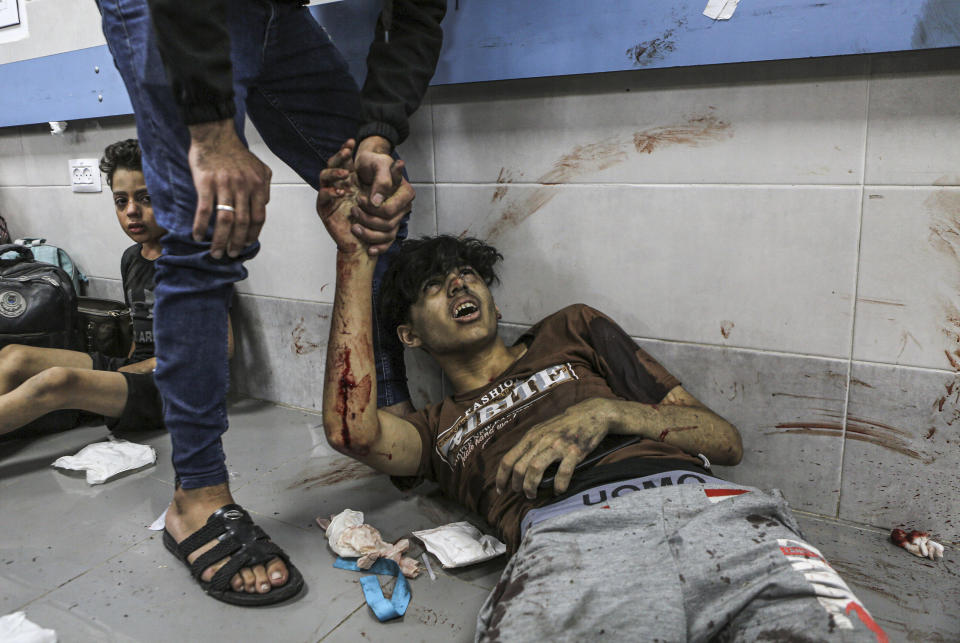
top-left (120, 244), bottom-right (156, 362)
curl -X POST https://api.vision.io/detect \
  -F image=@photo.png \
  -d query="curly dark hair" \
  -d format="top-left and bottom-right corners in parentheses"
top-left (99, 138), bottom-right (142, 188)
top-left (380, 235), bottom-right (503, 329)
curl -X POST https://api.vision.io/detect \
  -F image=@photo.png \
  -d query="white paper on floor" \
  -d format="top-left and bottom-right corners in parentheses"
top-left (412, 522), bottom-right (506, 568)
top-left (52, 439), bottom-right (156, 484)
top-left (0, 611), bottom-right (57, 643)
top-left (703, 0), bottom-right (740, 20)
top-left (149, 507), bottom-right (168, 531)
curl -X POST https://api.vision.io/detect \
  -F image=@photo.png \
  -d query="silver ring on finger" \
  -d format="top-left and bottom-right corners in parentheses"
top-left (215, 204), bottom-right (236, 212)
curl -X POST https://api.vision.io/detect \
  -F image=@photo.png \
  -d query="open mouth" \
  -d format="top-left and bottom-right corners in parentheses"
top-left (452, 300), bottom-right (480, 322)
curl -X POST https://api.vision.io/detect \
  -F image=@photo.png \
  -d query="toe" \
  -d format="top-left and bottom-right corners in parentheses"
top-left (240, 567), bottom-right (257, 593)
top-left (253, 565), bottom-right (271, 594)
top-left (231, 573), bottom-right (244, 592)
top-left (200, 557), bottom-right (226, 584)
top-left (267, 557), bottom-right (288, 587)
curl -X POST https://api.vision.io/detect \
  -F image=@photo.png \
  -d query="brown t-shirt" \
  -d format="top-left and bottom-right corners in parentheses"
top-left (403, 304), bottom-right (702, 551)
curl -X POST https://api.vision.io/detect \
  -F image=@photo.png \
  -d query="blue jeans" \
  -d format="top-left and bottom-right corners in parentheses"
top-left (98, 0), bottom-right (409, 489)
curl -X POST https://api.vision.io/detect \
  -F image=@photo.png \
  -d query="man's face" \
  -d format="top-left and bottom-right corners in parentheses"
top-left (402, 266), bottom-right (500, 356)
top-left (111, 168), bottom-right (164, 243)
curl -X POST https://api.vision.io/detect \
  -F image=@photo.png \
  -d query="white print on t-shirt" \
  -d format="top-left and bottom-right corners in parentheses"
top-left (435, 363), bottom-right (578, 468)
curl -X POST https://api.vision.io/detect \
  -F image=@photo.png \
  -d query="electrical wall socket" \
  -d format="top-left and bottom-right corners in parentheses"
top-left (69, 158), bottom-right (102, 193)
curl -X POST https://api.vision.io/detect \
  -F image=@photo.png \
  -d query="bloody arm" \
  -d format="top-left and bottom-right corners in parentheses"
top-left (322, 250), bottom-right (379, 456)
top-left (318, 142), bottom-right (420, 474)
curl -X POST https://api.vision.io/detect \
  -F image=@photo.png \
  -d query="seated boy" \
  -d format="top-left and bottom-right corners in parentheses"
top-left (315, 146), bottom-right (888, 642)
top-left (0, 139), bottom-right (231, 437)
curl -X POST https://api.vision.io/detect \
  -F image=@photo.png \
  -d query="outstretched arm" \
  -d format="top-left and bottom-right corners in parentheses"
top-left (317, 142), bottom-right (421, 476)
top-left (496, 388), bottom-right (742, 499)
top-left (497, 310), bottom-right (741, 499)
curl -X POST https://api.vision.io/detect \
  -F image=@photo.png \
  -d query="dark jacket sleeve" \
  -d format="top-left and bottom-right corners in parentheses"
top-left (359, 0), bottom-right (446, 146)
top-left (146, 0), bottom-right (444, 141)
top-left (146, 0), bottom-right (236, 125)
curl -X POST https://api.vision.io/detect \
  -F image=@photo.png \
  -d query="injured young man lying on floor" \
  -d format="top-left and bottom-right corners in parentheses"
top-left (316, 147), bottom-right (889, 642)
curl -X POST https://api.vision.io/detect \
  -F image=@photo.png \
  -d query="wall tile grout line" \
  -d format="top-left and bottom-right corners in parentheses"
top-left (428, 92), bottom-right (447, 398)
top-left (16, 530), bottom-right (160, 614)
top-left (314, 602), bottom-right (367, 642)
top-left (429, 182), bottom-right (894, 190)
top-left (835, 55), bottom-right (875, 519)
top-left (415, 182), bottom-right (960, 191)
top-left (6, 182), bottom-right (960, 190)
top-left (429, 91), bottom-right (440, 238)
top-left (85, 279), bottom-right (960, 377)
top-left (791, 508), bottom-right (897, 537)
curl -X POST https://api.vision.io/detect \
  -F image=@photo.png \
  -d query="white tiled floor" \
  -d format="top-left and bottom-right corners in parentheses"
top-left (1, 401), bottom-right (502, 643)
top-left (2, 399), bottom-right (957, 642)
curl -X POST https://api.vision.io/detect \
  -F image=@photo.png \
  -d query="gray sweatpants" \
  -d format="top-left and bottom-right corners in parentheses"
top-left (476, 483), bottom-right (887, 642)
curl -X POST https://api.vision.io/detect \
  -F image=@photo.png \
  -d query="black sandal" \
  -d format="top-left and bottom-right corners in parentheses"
top-left (163, 504), bottom-right (305, 606)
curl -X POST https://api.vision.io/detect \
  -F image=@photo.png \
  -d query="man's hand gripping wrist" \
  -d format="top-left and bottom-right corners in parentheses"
top-left (316, 139), bottom-right (373, 258)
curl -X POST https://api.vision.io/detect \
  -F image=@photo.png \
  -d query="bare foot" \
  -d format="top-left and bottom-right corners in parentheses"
top-left (164, 483), bottom-right (289, 594)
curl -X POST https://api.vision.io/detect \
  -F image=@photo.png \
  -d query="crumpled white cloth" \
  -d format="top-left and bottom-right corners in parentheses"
top-left (319, 508), bottom-right (368, 557)
top-left (317, 509), bottom-right (420, 578)
top-left (0, 612), bottom-right (57, 643)
top-left (891, 528), bottom-right (945, 561)
top-left (412, 522), bottom-right (506, 568)
top-left (52, 440), bottom-right (156, 485)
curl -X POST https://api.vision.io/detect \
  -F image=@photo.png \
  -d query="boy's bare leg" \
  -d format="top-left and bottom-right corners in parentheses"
top-left (0, 345), bottom-right (94, 394)
top-left (0, 367), bottom-right (126, 435)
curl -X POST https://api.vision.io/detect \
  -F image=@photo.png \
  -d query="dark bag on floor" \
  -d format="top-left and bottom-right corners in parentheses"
top-left (13, 237), bottom-right (88, 295)
top-left (0, 244), bottom-right (82, 436)
top-left (0, 244), bottom-right (80, 350)
top-left (77, 297), bottom-right (132, 358)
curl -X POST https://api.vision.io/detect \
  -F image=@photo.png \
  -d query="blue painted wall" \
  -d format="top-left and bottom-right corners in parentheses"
top-left (1, 0), bottom-right (958, 128)
top-left (0, 46), bottom-right (131, 128)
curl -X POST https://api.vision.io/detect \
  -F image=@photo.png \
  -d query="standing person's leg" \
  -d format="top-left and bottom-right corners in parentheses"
top-left (97, 0), bottom-right (301, 604)
top-left (241, 1), bottom-right (410, 410)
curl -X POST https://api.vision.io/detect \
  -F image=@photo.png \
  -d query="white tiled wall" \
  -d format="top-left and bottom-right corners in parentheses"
top-left (1, 48), bottom-right (959, 542)
top-left (0, 0), bottom-right (106, 66)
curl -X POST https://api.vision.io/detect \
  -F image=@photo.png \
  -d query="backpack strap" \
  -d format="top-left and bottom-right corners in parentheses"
top-left (0, 244), bottom-right (35, 267)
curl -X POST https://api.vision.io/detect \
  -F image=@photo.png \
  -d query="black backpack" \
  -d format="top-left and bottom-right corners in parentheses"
top-left (0, 244), bottom-right (84, 436)
top-left (0, 244), bottom-right (80, 350)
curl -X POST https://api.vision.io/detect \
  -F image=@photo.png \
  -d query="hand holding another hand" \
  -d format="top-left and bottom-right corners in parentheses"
top-left (316, 139), bottom-right (366, 255)
top-left (353, 136), bottom-right (415, 256)
top-left (318, 137), bottom-right (414, 257)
